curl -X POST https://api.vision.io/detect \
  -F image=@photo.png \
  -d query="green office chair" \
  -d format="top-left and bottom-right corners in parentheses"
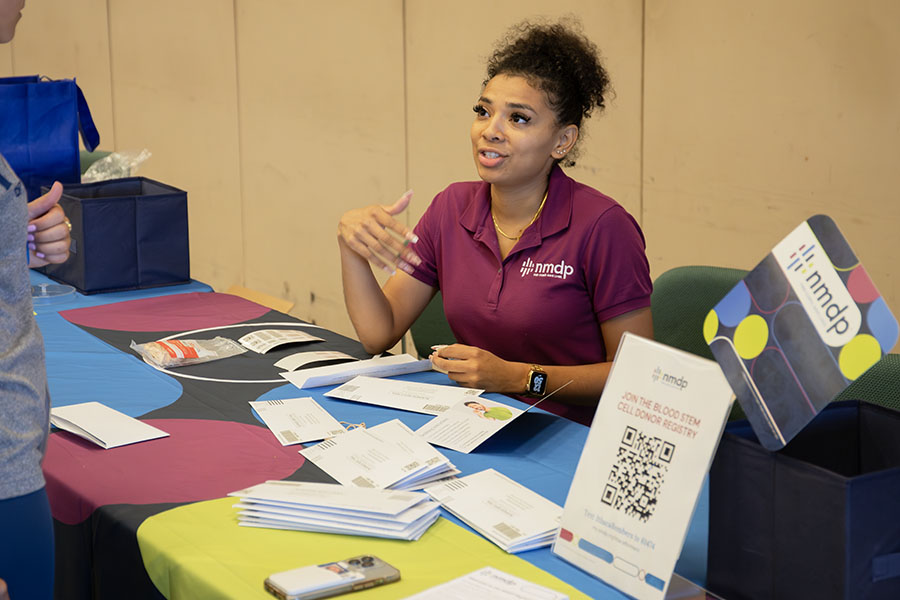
top-left (80, 149), bottom-right (111, 175)
top-left (651, 265), bottom-right (749, 419)
top-left (650, 265), bottom-right (748, 361)
top-left (834, 353), bottom-right (900, 411)
top-left (410, 291), bottom-right (456, 359)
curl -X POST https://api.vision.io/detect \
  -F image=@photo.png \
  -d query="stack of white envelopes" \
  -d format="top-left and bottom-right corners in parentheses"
top-left (229, 480), bottom-right (441, 541)
top-left (299, 419), bottom-right (458, 490)
top-left (425, 469), bottom-right (563, 553)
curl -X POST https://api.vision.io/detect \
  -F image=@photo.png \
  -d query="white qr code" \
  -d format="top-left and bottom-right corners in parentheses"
top-left (602, 426), bottom-right (675, 522)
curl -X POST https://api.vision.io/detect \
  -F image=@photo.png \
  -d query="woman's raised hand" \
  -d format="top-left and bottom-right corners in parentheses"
top-left (337, 190), bottom-right (422, 274)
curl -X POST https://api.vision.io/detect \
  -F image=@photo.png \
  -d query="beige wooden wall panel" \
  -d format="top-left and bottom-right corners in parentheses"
top-left (2, 0), bottom-right (114, 150)
top-left (235, 0), bottom-right (406, 338)
top-left (644, 0), bottom-right (900, 314)
top-left (107, 0), bottom-right (244, 294)
top-left (405, 1), bottom-right (644, 225)
top-left (0, 44), bottom-right (11, 75)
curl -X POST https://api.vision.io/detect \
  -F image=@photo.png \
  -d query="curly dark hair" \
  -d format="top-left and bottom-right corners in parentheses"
top-left (485, 19), bottom-right (611, 166)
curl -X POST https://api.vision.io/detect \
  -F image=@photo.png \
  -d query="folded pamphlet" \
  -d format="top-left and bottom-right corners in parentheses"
top-left (299, 419), bottom-right (458, 490)
top-left (425, 468), bottom-right (562, 553)
top-left (50, 401), bottom-right (169, 449)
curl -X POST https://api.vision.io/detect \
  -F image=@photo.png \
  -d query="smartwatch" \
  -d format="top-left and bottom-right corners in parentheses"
top-left (525, 364), bottom-right (548, 398)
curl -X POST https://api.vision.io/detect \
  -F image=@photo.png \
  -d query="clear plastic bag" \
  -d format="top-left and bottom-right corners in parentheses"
top-left (82, 149), bottom-right (152, 182)
top-left (130, 336), bottom-right (247, 368)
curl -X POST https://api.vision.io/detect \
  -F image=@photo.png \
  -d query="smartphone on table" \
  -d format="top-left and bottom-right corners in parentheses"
top-left (264, 555), bottom-right (400, 600)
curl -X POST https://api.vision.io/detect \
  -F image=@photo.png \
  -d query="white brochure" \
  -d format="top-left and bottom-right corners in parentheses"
top-left (299, 419), bottom-right (457, 490)
top-left (238, 329), bottom-right (325, 353)
top-left (415, 396), bottom-right (524, 454)
top-left (229, 480), bottom-right (428, 515)
top-left (228, 480), bottom-right (441, 540)
top-left (234, 492), bottom-right (438, 529)
top-left (50, 401), bottom-right (169, 449)
top-left (249, 397), bottom-right (346, 445)
top-left (325, 375), bottom-right (484, 415)
top-left (402, 567), bottom-right (568, 600)
top-left (282, 354), bottom-right (432, 389)
top-left (425, 469), bottom-right (562, 553)
top-left (236, 505), bottom-right (440, 540)
top-left (274, 351), bottom-right (357, 372)
top-left (238, 512), bottom-right (439, 541)
top-left (552, 333), bottom-right (734, 600)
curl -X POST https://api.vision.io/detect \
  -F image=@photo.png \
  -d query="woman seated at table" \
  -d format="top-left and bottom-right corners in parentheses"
top-left (337, 19), bottom-right (653, 425)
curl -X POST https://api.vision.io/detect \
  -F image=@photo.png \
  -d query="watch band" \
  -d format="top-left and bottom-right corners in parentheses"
top-left (526, 364), bottom-right (548, 397)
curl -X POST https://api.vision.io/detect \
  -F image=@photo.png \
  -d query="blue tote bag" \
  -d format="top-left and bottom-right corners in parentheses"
top-left (0, 75), bottom-right (100, 200)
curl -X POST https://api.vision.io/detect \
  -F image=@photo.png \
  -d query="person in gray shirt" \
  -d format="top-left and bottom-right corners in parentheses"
top-left (0, 151), bottom-right (54, 600)
top-left (0, 2), bottom-right (72, 598)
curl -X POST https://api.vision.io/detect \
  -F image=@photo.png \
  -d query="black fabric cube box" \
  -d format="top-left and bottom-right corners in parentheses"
top-left (40, 177), bottom-right (190, 294)
top-left (708, 400), bottom-right (900, 600)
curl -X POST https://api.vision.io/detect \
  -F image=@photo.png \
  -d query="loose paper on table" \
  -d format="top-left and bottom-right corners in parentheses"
top-left (249, 397), bottom-right (345, 445)
top-left (326, 375), bottom-right (484, 415)
top-left (401, 567), bottom-right (568, 600)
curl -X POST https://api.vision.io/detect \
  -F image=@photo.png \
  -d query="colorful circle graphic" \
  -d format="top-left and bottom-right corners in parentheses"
top-left (866, 297), bottom-right (899, 354)
top-left (703, 310), bottom-right (719, 344)
top-left (838, 334), bottom-right (882, 380)
top-left (714, 281), bottom-right (752, 328)
top-left (847, 266), bottom-right (880, 304)
top-left (734, 314), bottom-right (769, 359)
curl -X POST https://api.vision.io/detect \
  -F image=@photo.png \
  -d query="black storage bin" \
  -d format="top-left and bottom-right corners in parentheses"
top-left (708, 400), bottom-right (900, 600)
top-left (40, 177), bottom-right (190, 294)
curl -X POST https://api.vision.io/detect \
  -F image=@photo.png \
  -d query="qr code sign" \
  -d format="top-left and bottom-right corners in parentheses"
top-left (602, 426), bottom-right (675, 522)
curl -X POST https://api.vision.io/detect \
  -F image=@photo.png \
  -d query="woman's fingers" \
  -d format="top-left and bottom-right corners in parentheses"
top-left (339, 191), bottom-right (422, 272)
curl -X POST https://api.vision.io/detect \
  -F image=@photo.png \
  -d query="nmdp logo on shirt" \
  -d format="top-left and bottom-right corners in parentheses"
top-left (520, 257), bottom-right (574, 280)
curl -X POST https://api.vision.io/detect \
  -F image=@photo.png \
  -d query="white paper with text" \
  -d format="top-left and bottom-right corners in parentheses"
top-left (250, 397), bottom-right (345, 445)
top-left (238, 329), bottom-right (325, 353)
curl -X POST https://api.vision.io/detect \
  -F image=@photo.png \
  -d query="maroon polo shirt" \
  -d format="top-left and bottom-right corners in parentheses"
top-left (410, 165), bottom-right (652, 424)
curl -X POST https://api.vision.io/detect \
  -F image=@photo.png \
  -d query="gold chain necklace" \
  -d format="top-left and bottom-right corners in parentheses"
top-left (492, 189), bottom-right (549, 241)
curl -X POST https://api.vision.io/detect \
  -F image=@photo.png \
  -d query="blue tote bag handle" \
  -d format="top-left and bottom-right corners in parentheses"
top-left (75, 81), bottom-right (99, 152)
top-left (34, 75), bottom-right (100, 152)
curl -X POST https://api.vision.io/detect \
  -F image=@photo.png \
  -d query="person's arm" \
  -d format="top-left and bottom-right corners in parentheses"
top-left (337, 191), bottom-right (435, 354)
top-left (430, 306), bottom-right (654, 403)
top-left (27, 181), bottom-right (70, 267)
